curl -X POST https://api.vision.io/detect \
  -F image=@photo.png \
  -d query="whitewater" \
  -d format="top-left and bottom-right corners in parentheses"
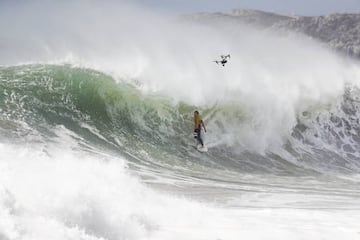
top-left (0, 1), bottom-right (360, 239)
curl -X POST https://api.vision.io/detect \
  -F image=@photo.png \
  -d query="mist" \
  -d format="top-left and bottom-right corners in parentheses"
top-left (1, 0), bottom-right (359, 150)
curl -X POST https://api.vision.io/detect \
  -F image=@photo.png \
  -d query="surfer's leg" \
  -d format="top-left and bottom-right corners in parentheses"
top-left (196, 129), bottom-right (203, 146)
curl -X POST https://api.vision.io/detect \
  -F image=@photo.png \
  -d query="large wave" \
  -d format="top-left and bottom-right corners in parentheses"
top-left (1, 1), bottom-right (360, 239)
top-left (1, 64), bottom-right (360, 177)
top-left (1, 1), bottom-right (359, 155)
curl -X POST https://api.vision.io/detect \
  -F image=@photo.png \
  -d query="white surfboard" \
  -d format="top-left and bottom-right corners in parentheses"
top-left (197, 144), bottom-right (208, 153)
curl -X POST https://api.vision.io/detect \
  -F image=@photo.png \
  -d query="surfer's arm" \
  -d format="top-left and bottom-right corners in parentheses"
top-left (201, 120), bottom-right (206, 132)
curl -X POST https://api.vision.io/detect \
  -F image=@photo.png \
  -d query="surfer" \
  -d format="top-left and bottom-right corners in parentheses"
top-left (194, 110), bottom-right (207, 147)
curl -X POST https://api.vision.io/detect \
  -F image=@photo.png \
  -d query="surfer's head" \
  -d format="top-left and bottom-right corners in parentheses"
top-left (194, 110), bottom-right (199, 116)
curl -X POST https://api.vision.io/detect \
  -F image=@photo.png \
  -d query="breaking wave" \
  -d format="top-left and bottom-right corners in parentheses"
top-left (1, 64), bottom-right (360, 177)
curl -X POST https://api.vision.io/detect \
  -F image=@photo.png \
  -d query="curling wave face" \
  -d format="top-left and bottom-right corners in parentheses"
top-left (1, 64), bottom-right (360, 179)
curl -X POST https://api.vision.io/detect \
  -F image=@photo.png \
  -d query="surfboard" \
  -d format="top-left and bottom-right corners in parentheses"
top-left (196, 144), bottom-right (208, 153)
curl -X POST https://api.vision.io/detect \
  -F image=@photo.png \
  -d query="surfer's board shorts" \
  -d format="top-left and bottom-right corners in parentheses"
top-left (194, 128), bottom-right (203, 145)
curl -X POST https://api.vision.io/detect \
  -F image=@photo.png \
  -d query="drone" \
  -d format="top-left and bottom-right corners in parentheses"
top-left (214, 54), bottom-right (231, 66)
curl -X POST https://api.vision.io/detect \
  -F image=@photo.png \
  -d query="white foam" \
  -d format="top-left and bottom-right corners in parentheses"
top-left (0, 127), bottom-right (360, 240)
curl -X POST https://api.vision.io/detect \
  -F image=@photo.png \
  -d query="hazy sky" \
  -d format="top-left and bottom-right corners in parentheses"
top-left (134, 0), bottom-right (360, 15)
top-left (1, 0), bottom-right (360, 16)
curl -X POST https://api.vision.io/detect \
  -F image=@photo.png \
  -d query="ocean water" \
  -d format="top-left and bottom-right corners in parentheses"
top-left (0, 1), bottom-right (360, 240)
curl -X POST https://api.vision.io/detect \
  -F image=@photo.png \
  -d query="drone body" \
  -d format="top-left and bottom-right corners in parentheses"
top-left (214, 54), bottom-right (231, 66)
